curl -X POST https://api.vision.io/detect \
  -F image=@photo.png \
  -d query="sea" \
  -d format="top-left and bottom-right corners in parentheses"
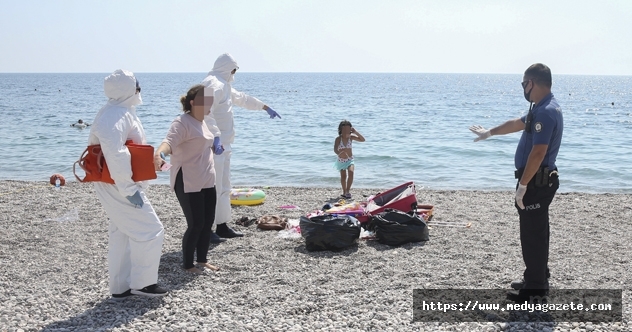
top-left (0, 73), bottom-right (630, 194)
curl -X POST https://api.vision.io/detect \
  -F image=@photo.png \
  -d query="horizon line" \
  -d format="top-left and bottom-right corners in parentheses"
top-left (1, 71), bottom-right (631, 77)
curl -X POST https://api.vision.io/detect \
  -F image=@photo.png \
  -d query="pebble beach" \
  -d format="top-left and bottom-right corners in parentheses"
top-left (0, 180), bottom-right (631, 332)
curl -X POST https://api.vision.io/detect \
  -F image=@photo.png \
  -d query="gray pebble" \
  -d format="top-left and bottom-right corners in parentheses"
top-left (1, 181), bottom-right (631, 330)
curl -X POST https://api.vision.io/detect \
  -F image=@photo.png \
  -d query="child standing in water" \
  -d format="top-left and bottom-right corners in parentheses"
top-left (334, 120), bottom-right (365, 199)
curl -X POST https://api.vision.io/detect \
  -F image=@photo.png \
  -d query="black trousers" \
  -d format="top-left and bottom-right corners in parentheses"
top-left (515, 171), bottom-right (559, 289)
top-left (174, 169), bottom-right (217, 269)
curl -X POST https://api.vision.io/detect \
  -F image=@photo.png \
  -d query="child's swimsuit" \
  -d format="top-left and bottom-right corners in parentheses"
top-left (334, 138), bottom-right (354, 170)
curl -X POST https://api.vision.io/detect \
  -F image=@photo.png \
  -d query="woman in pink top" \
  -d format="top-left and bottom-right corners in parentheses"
top-left (154, 84), bottom-right (222, 274)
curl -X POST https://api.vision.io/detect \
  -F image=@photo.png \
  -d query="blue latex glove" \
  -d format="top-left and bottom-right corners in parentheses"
top-left (213, 137), bottom-right (224, 155)
top-left (126, 190), bottom-right (144, 208)
top-left (265, 107), bottom-right (281, 119)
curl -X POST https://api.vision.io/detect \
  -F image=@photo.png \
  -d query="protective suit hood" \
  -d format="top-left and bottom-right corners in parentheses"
top-left (104, 69), bottom-right (142, 109)
top-left (207, 53), bottom-right (239, 83)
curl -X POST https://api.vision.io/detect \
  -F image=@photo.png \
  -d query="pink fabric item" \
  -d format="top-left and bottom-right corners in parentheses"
top-left (163, 114), bottom-right (216, 193)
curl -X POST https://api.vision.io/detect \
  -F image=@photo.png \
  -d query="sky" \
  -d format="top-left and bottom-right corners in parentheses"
top-left (1, 0), bottom-right (631, 75)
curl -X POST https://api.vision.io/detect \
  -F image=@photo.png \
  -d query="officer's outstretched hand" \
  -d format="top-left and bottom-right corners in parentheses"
top-left (515, 184), bottom-right (527, 209)
top-left (469, 125), bottom-right (491, 142)
top-left (265, 106), bottom-right (281, 119)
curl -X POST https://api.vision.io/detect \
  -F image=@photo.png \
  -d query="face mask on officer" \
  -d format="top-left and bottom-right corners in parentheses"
top-left (522, 79), bottom-right (533, 102)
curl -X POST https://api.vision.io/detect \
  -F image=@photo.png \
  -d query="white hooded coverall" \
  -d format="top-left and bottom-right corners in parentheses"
top-left (88, 69), bottom-right (165, 294)
top-left (202, 54), bottom-right (266, 225)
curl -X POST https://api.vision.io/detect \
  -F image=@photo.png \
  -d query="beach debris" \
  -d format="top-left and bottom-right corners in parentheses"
top-left (279, 204), bottom-right (300, 210)
top-left (278, 219), bottom-right (301, 239)
top-left (44, 208), bottom-right (79, 222)
top-left (427, 221), bottom-right (471, 228)
top-left (256, 215), bottom-right (288, 230)
top-left (49, 173), bottom-right (65, 187)
top-left (277, 228), bottom-right (301, 239)
top-left (325, 201), bottom-right (363, 215)
top-left (235, 216), bottom-right (257, 227)
top-left (359, 228), bottom-right (376, 240)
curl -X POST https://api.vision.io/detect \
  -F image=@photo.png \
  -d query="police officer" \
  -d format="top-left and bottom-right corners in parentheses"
top-left (469, 63), bottom-right (563, 301)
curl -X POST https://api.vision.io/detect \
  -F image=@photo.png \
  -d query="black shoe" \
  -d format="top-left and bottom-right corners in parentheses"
top-left (131, 284), bottom-right (168, 298)
top-left (511, 278), bottom-right (550, 290)
top-left (507, 289), bottom-right (548, 304)
top-left (209, 232), bottom-right (227, 243)
top-left (216, 225), bottom-right (244, 238)
top-left (511, 279), bottom-right (525, 290)
top-left (111, 289), bottom-right (134, 301)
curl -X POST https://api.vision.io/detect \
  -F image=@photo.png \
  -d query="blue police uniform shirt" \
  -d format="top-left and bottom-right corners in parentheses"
top-left (514, 93), bottom-right (564, 170)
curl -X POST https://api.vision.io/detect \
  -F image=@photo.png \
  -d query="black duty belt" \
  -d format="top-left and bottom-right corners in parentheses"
top-left (515, 167), bottom-right (559, 187)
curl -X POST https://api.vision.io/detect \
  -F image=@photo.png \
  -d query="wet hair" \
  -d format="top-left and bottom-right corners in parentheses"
top-left (77, 119), bottom-right (83, 124)
top-left (179, 84), bottom-right (205, 113)
top-left (524, 63), bottom-right (552, 88)
top-left (338, 120), bottom-right (352, 136)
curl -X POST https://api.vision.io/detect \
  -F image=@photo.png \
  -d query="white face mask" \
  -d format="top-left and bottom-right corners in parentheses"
top-left (109, 91), bottom-right (142, 109)
top-left (228, 74), bottom-right (235, 83)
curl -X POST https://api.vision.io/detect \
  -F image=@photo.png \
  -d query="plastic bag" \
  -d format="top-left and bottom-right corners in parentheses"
top-left (277, 219), bottom-right (301, 239)
top-left (44, 208), bottom-right (79, 222)
top-left (367, 208), bottom-right (429, 246)
top-left (359, 228), bottom-right (376, 239)
top-left (277, 229), bottom-right (301, 239)
top-left (299, 214), bottom-right (361, 251)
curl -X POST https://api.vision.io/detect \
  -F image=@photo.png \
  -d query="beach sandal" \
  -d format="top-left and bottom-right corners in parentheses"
top-left (344, 193), bottom-right (352, 199)
top-left (236, 216), bottom-right (257, 227)
top-left (197, 262), bottom-right (220, 271)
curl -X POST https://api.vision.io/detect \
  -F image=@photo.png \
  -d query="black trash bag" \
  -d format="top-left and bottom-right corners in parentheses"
top-left (299, 214), bottom-right (361, 251)
top-left (367, 208), bottom-right (429, 246)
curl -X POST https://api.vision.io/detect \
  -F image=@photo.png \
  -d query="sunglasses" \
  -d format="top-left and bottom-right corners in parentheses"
top-left (521, 80), bottom-right (531, 89)
top-left (136, 79), bottom-right (141, 93)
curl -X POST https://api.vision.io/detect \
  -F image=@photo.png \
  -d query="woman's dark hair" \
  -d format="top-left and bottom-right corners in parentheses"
top-left (180, 84), bottom-right (205, 113)
top-left (338, 120), bottom-right (352, 136)
top-left (524, 63), bottom-right (552, 88)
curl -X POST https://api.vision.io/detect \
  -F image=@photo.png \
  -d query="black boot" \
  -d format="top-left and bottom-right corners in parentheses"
top-left (506, 289), bottom-right (548, 303)
top-left (209, 232), bottom-right (226, 244)
top-left (511, 269), bottom-right (550, 290)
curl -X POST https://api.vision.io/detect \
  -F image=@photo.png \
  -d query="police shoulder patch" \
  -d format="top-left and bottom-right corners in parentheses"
top-left (534, 122), bottom-right (543, 133)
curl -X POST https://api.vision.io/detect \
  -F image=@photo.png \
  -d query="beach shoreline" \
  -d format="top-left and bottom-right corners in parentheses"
top-left (1, 180), bottom-right (630, 331)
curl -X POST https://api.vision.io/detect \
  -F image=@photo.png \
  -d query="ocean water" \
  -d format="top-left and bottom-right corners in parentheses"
top-left (0, 73), bottom-right (630, 193)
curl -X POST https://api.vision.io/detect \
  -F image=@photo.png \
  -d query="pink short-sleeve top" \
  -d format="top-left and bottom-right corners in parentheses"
top-left (163, 114), bottom-right (216, 193)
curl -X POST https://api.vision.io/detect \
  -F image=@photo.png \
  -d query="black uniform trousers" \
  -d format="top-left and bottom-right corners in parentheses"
top-left (515, 170), bottom-right (559, 289)
top-left (174, 169), bottom-right (217, 269)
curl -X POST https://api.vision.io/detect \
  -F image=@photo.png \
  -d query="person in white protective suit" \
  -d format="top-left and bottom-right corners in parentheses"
top-left (202, 53), bottom-right (281, 242)
top-left (88, 69), bottom-right (167, 299)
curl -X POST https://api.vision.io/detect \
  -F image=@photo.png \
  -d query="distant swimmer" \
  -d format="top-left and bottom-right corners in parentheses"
top-left (611, 102), bottom-right (615, 106)
top-left (70, 119), bottom-right (90, 128)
